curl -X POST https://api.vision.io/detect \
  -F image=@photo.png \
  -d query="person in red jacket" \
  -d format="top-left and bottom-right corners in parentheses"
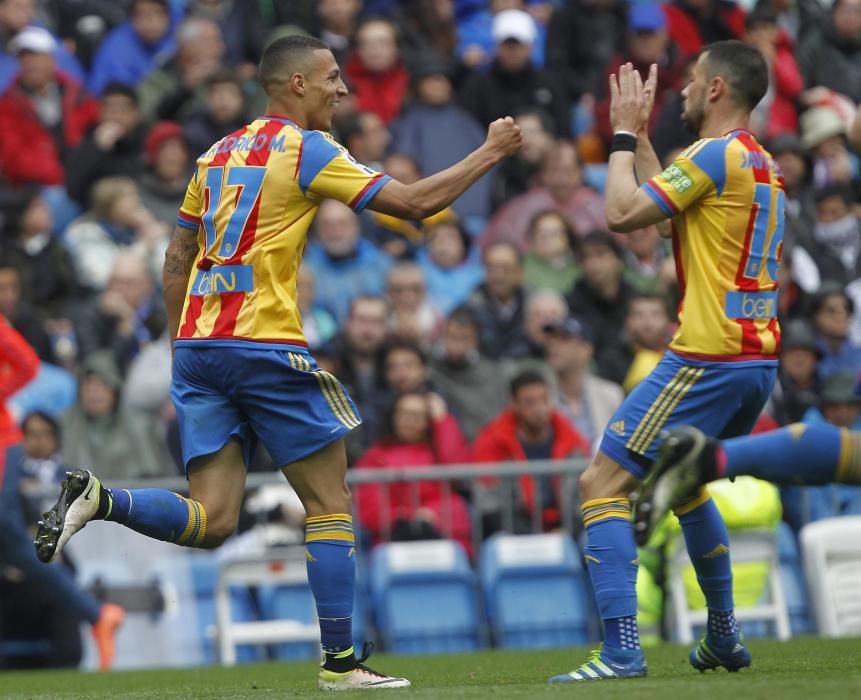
top-left (354, 390), bottom-right (474, 555)
top-left (344, 17), bottom-right (409, 125)
top-left (473, 369), bottom-right (591, 533)
top-left (0, 317), bottom-right (124, 670)
top-left (662, 0), bottom-right (747, 58)
top-left (0, 27), bottom-right (99, 186)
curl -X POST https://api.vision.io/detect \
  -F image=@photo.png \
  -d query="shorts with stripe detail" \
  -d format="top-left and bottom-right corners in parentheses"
top-left (171, 342), bottom-right (361, 472)
top-left (600, 351), bottom-right (776, 479)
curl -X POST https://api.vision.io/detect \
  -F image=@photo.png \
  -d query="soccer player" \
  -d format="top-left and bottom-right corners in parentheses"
top-left (549, 41), bottom-right (783, 682)
top-left (634, 423), bottom-right (861, 538)
top-left (34, 35), bottom-right (521, 690)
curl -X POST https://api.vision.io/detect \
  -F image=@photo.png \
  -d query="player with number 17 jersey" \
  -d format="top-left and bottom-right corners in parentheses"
top-left (600, 128), bottom-right (785, 476)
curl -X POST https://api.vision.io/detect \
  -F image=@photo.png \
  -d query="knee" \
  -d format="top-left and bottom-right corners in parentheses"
top-left (195, 502), bottom-right (238, 549)
top-left (578, 463), bottom-right (604, 502)
top-left (578, 458), bottom-right (632, 503)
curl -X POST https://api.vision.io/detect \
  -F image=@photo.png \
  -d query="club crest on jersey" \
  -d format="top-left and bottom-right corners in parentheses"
top-left (662, 164), bottom-right (694, 193)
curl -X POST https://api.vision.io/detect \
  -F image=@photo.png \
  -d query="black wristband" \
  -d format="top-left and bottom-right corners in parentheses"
top-left (610, 131), bottom-right (638, 154)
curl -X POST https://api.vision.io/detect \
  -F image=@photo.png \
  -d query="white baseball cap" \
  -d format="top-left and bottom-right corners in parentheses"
top-left (492, 9), bottom-right (536, 46)
top-left (10, 26), bottom-right (57, 55)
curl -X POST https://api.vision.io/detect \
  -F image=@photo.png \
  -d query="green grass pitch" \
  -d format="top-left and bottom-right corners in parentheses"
top-left (3, 638), bottom-right (860, 699)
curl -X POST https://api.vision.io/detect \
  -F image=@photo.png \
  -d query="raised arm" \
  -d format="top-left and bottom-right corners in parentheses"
top-left (163, 224), bottom-right (200, 350)
top-left (367, 117), bottom-right (522, 220)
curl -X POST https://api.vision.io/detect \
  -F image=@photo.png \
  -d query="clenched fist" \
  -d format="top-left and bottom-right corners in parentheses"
top-left (485, 116), bottom-right (522, 160)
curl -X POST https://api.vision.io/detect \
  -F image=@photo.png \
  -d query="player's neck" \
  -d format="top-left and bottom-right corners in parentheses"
top-left (264, 101), bottom-right (306, 129)
top-left (698, 110), bottom-right (751, 140)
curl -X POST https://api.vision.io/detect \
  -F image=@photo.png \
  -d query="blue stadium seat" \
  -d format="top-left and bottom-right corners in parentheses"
top-left (480, 533), bottom-right (592, 649)
top-left (188, 554), bottom-right (261, 664)
top-left (777, 521), bottom-right (814, 635)
top-left (370, 540), bottom-right (482, 655)
top-left (257, 581), bottom-right (319, 661)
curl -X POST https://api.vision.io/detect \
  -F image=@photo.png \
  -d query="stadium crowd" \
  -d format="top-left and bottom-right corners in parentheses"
top-left (1, 0), bottom-right (861, 583)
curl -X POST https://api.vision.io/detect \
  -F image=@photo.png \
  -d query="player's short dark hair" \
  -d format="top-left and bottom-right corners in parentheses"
top-left (101, 82), bottom-right (138, 104)
top-left (509, 369), bottom-right (548, 399)
top-left (702, 40), bottom-right (769, 112)
top-left (258, 35), bottom-right (329, 95)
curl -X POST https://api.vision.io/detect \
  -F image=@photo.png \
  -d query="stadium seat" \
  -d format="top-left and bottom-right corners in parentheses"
top-left (480, 533), bottom-right (592, 649)
top-left (370, 540), bottom-right (482, 655)
top-left (777, 521), bottom-right (814, 635)
top-left (800, 515), bottom-right (861, 637)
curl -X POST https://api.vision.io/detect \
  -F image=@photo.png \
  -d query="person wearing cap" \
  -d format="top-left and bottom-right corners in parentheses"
top-left (812, 280), bottom-right (861, 379)
top-left (0, 25), bottom-right (99, 186)
top-left (87, 0), bottom-right (178, 97)
top-left (770, 319), bottom-right (821, 425)
top-left (65, 83), bottom-right (147, 206)
top-left (543, 315), bottom-right (625, 447)
top-left (566, 231), bottom-right (640, 381)
top-left (460, 8), bottom-right (568, 139)
top-left (138, 121), bottom-right (193, 226)
top-left (595, 3), bottom-right (685, 149)
top-left (391, 53), bottom-right (491, 221)
top-left (456, 0), bottom-right (546, 70)
top-left (799, 105), bottom-right (860, 191)
top-left (797, 0), bottom-right (861, 105)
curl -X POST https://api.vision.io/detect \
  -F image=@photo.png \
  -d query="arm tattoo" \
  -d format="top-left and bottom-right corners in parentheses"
top-left (164, 226), bottom-right (200, 276)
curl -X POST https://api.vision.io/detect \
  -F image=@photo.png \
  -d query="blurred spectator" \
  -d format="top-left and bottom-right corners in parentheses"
top-left (512, 288), bottom-right (568, 361)
top-left (59, 350), bottom-right (174, 478)
top-left (460, 9), bottom-right (567, 137)
top-left (72, 251), bottom-right (166, 374)
top-left (792, 184), bottom-right (861, 292)
top-left (457, 0), bottom-right (546, 69)
top-left (416, 215), bottom-right (484, 315)
top-left (0, 262), bottom-right (54, 362)
top-left (651, 53), bottom-right (699, 162)
top-left (812, 281), bottom-right (861, 379)
top-left (185, 0), bottom-right (266, 73)
top-left (770, 133), bottom-right (815, 255)
top-left (390, 53), bottom-right (491, 221)
top-left (380, 337), bottom-right (436, 398)
top-left (345, 17), bottom-right (409, 125)
top-left (17, 412), bottom-right (67, 522)
top-left (354, 390), bottom-right (473, 554)
top-left (800, 106), bottom-right (859, 191)
top-left (138, 121), bottom-right (192, 225)
top-left (797, 0), bottom-right (861, 104)
top-left (65, 82), bottom-right (146, 206)
top-left (623, 225), bottom-right (674, 292)
top-left (361, 153), bottom-right (425, 258)
top-left (430, 308), bottom-right (509, 441)
top-left (545, 0), bottom-right (626, 104)
top-left (617, 293), bottom-right (673, 393)
top-left (137, 16), bottom-right (225, 123)
top-left (490, 108), bottom-right (555, 210)
top-left (0, 186), bottom-right (77, 318)
top-left (297, 267), bottom-right (337, 351)
top-left (400, 0), bottom-right (458, 61)
top-left (770, 319), bottom-right (821, 425)
top-left (0, 0), bottom-right (86, 92)
top-left (303, 199), bottom-right (392, 324)
top-left (762, 0), bottom-right (826, 45)
top-left (481, 142), bottom-right (605, 251)
top-left (543, 317), bottom-right (624, 446)
top-left (64, 176), bottom-right (169, 294)
top-left (183, 70), bottom-right (249, 157)
top-left (567, 231), bottom-right (639, 380)
top-left (385, 262), bottom-right (443, 346)
top-left (459, 242), bottom-right (527, 360)
top-left (743, 5), bottom-right (803, 139)
top-left (595, 4), bottom-right (686, 148)
top-left (662, 0), bottom-right (746, 59)
top-left (315, 0), bottom-right (362, 66)
top-left (87, 0), bottom-right (177, 96)
top-left (473, 369), bottom-right (591, 533)
top-left (0, 26), bottom-right (99, 186)
top-left (522, 210), bottom-right (578, 295)
top-left (337, 110), bottom-right (389, 172)
top-left (328, 295), bottom-right (389, 462)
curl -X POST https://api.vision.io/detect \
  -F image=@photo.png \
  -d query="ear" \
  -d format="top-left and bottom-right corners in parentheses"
top-left (708, 75), bottom-right (726, 103)
top-left (289, 72), bottom-right (305, 97)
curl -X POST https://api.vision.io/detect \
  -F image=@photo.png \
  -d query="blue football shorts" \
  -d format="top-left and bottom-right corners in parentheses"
top-left (171, 341), bottom-right (361, 472)
top-left (600, 350), bottom-right (777, 479)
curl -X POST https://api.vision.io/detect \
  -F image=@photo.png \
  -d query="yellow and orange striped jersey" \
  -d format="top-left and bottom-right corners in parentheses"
top-left (174, 115), bottom-right (390, 345)
top-left (642, 129), bottom-right (785, 360)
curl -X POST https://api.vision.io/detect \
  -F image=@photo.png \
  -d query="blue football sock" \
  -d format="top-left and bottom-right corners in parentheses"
top-left (582, 498), bottom-right (640, 651)
top-left (101, 488), bottom-right (208, 547)
top-left (305, 514), bottom-right (356, 667)
top-left (722, 423), bottom-right (861, 485)
top-left (707, 608), bottom-right (739, 638)
top-left (674, 489), bottom-right (734, 614)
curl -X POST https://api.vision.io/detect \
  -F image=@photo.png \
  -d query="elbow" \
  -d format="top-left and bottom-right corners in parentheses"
top-left (606, 211), bottom-right (632, 234)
